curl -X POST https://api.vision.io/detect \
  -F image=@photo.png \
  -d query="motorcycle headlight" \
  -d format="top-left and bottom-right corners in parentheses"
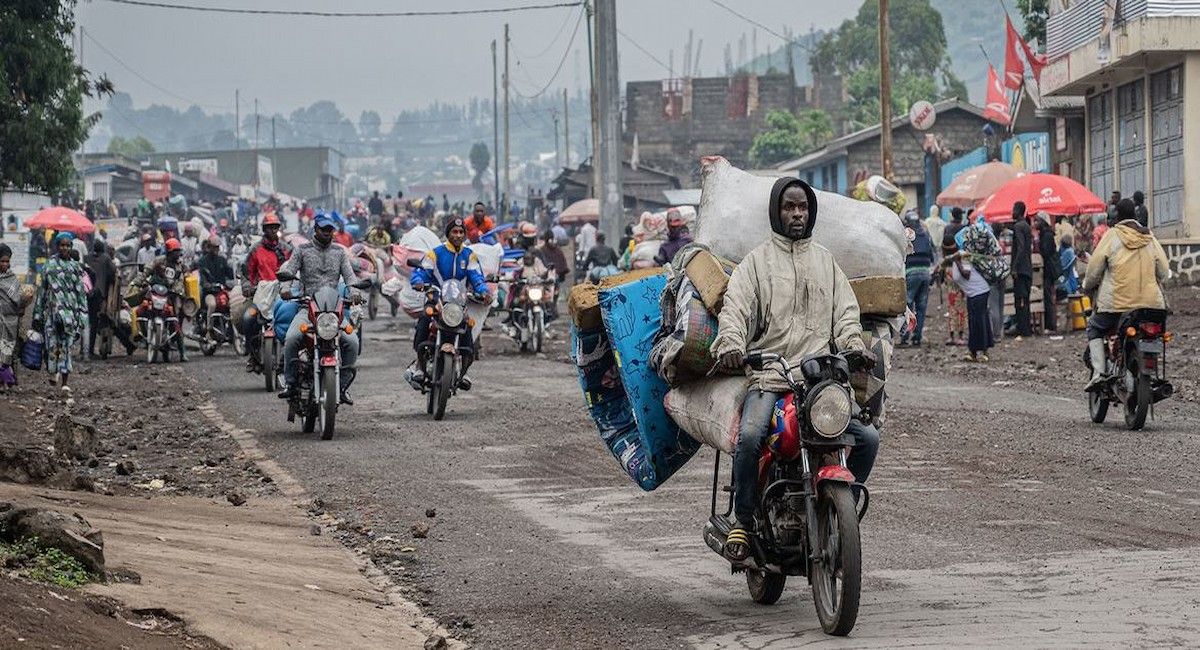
top-left (315, 312), bottom-right (340, 340)
top-left (441, 302), bottom-right (465, 327)
top-left (808, 384), bottom-right (852, 438)
top-left (527, 287), bottom-right (544, 302)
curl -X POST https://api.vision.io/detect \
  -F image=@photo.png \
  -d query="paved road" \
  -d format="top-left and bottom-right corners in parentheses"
top-left (195, 318), bottom-right (1200, 648)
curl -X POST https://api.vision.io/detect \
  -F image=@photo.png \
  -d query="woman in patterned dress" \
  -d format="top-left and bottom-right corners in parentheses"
top-left (32, 233), bottom-right (88, 388)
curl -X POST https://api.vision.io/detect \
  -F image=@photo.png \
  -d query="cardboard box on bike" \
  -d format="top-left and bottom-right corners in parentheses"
top-left (567, 267), bottom-right (665, 331)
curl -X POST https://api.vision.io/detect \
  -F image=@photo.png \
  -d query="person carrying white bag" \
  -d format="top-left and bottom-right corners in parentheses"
top-left (709, 177), bottom-right (881, 563)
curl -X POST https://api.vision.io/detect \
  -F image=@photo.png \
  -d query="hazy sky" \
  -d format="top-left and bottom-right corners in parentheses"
top-left (76, 0), bottom-right (857, 120)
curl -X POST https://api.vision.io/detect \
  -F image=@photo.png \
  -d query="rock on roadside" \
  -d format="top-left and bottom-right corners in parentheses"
top-left (0, 503), bottom-right (105, 574)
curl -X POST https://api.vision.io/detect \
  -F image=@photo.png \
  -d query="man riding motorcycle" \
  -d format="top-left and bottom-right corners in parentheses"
top-left (131, 237), bottom-right (190, 361)
top-left (196, 237), bottom-right (235, 334)
top-left (710, 177), bottom-right (880, 562)
top-left (241, 213), bottom-right (290, 371)
top-left (410, 217), bottom-right (490, 386)
top-left (276, 214), bottom-right (361, 405)
top-left (1082, 198), bottom-right (1170, 390)
top-left (503, 249), bottom-right (550, 322)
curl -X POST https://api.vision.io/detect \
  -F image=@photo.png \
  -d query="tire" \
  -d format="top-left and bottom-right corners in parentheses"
top-left (534, 314), bottom-right (544, 353)
top-left (302, 408), bottom-right (316, 433)
top-left (368, 290), bottom-right (379, 321)
top-left (320, 369), bottom-right (338, 440)
top-left (746, 569), bottom-right (786, 605)
top-left (433, 352), bottom-right (454, 421)
top-left (201, 331), bottom-right (217, 356)
top-left (810, 483), bottom-right (861, 637)
top-left (232, 326), bottom-right (246, 356)
top-left (1088, 389), bottom-right (1109, 424)
top-left (262, 338), bottom-right (277, 393)
top-left (1125, 372), bottom-right (1151, 431)
top-left (147, 326), bottom-right (157, 364)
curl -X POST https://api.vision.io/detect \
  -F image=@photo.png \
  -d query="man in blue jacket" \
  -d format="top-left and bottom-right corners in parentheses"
top-left (410, 217), bottom-right (490, 387)
top-left (901, 210), bottom-right (934, 346)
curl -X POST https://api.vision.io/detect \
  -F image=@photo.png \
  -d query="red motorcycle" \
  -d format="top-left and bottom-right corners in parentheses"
top-left (703, 350), bottom-right (869, 636)
top-left (1086, 307), bottom-right (1174, 430)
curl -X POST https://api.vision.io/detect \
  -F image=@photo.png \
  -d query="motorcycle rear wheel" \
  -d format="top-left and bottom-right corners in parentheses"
top-left (1088, 389), bottom-right (1109, 423)
top-left (810, 483), bottom-right (861, 637)
top-left (320, 369), bottom-right (338, 440)
top-left (746, 569), bottom-right (786, 605)
top-left (368, 289), bottom-right (379, 321)
top-left (1125, 373), bottom-right (1151, 430)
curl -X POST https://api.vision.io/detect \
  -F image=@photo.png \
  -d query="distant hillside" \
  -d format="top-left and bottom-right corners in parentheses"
top-left (932, 0), bottom-right (1009, 105)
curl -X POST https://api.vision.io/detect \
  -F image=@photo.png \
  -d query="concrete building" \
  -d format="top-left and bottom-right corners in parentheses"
top-left (624, 73), bottom-right (814, 182)
top-left (775, 100), bottom-right (993, 215)
top-left (1041, 0), bottom-right (1200, 282)
top-left (143, 146), bottom-right (344, 207)
top-left (547, 160), bottom-right (681, 213)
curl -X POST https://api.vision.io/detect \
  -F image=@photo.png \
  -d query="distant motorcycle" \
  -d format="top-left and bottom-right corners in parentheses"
top-left (1085, 307), bottom-right (1174, 430)
top-left (284, 282), bottom-right (368, 440)
top-left (138, 283), bottom-right (182, 364)
top-left (503, 272), bottom-right (556, 353)
top-left (703, 350), bottom-right (871, 637)
top-left (197, 283), bottom-right (244, 357)
top-left (407, 270), bottom-right (487, 421)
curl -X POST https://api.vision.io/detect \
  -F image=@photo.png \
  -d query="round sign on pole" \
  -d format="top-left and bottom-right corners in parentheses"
top-left (909, 100), bottom-right (936, 130)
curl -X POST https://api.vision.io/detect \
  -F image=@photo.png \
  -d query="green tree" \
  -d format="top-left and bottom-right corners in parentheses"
top-left (359, 110), bottom-right (382, 139)
top-left (811, 0), bottom-right (964, 130)
top-left (1016, 0), bottom-right (1049, 50)
top-left (469, 141), bottom-right (490, 198)
top-left (749, 110), bottom-right (803, 167)
top-left (106, 135), bottom-right (155, 158)
top-left (1, 1), bottom-right (112, 205)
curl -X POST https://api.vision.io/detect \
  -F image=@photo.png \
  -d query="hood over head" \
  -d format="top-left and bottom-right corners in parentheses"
top-left (1114, 221), bottom-right (1152, 249)
top-left (768, 177), bottom-right (818, 239)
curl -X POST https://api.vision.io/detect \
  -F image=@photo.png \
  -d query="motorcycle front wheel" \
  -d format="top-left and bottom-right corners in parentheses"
top-left (146, 327), bottom-right (158, 364)
top-left (810, 482), bottom-right (861, 637)
top-left (262, 338), bottom-right (277, 392)
top-left (746, 569), bottom-right (786, 605)
top-left (320, 369), bottom-right (338, 440)
top-left (432, 352), bottom-right (454, 421)
top-left (1088, 388), bottom-right (1109, 423)
top-left (368, 289), bottom-right (379, 321)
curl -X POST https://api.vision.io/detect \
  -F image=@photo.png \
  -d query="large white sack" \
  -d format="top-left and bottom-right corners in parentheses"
top-left (469, 242), bottom-right (504, 276)
top-left (399, 225), bottom-right (441, 253)
top-left (663, 375), bottom-right (751, 454)
top-left (695, 157), bottom-right (906, 279)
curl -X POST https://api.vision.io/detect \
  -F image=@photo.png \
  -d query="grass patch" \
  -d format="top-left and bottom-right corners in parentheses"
top-left (0, 537), bottom-right (96, 589)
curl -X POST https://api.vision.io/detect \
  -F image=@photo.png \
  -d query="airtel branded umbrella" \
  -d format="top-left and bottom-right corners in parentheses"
top-left (24, 207), bottom-right (95, 235)
top-left (979, 173), bottom-right (1106, 223)
top-left (935, 161), bottom-right (1024, 208)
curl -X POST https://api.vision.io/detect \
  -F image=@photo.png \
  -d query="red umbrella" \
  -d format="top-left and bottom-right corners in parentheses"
top-left (936, 161), bottom-right (1024, 208)
top-left (979, 173), bottom-right (1106, 223)
top-left (24, 207), bottom-right (95, 235)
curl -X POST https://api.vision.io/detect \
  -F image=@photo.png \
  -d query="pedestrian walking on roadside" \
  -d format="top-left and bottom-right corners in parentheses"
top-left (1009, 201), bottom-right (1034, 338)
top-left (947, 251), bottom-right (992, 362)
top-left (1132, 191), bottom-right (1150, 227)
top-left (901, 211), bottom-right (933, 346)
top-left (1058, 234), bottom-right (1079, 297)
top-left (1036, 212), bottom-right (1062, 332)
top-left (0, 244), bottom-right (31, 389)
top-left (941, 241), bottom-right (966, 345)
top-left (32, 233), bottom-right (88, 389)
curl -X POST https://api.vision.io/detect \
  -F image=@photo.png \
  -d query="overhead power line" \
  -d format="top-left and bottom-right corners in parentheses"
top-left (511, 4), bottom-right (585, 100)
top-left (616, 28), bottom-right (671, 74)
top-left (706, 0), bottom-right (815, 54)
top-left (101, 0), bottom-right (582, 18)
top-left (82, 28), bottom-right (232, 110)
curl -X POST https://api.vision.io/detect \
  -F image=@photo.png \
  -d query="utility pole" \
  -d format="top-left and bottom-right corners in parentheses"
top-left (879, 0), bottom-right (894, 180)
top-left (235, 90), bottom-right (240, 152)
top-left (503, 23), bottom-right (511, 209)
top-left (554, 111), bottom-right (561, 170)
top-left (585, 0), bottom-right (599, 197)
top-left (492, 39), bottom-right (501, 208)
top-left (253, 98), bottom-right (260, 190)
top-left (594, 0), bottom-right (623, 246)
top-left (563, 88), bottom-right (571, 168)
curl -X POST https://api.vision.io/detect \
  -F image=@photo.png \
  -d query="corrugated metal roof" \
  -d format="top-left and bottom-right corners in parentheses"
top-left (1047, 0), bottom-right (1200, 59)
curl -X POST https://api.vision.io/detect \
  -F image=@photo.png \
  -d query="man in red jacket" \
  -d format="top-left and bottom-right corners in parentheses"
top-left (242, 213), bottom-right (291, 371)
top-left (464, 202), bottom-right (496, 244)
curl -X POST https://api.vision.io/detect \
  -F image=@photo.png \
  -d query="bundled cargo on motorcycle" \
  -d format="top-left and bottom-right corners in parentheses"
top-left (568, 269), bottom-right (701, 491)
top-left (648, 244), bottom-right (737, 386)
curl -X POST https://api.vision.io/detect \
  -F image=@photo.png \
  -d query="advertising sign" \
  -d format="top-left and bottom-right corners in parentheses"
top-left (1002, 132), bottom-right (1050, 173)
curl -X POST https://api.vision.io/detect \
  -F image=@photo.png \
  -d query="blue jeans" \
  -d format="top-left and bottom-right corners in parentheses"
top-left (904, 273), bottom-right (930, 343)
top-left (733, 390), bottom-right (880, 527)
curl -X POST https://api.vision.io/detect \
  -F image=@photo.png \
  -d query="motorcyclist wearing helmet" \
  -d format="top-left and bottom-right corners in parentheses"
top-left (132, 237), bottom-right (190, 361)
top-left (410, 217), bottom-right (490, 387)
top-left (241, 213), bottom-right (291, 371)
top-left (276, 213), bottom-right (363, 404)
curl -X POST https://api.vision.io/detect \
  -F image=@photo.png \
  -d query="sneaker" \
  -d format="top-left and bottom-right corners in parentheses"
top-left (339, 390), bottom-right (354, 406)
top-left (457, 374), bottom-right (472, 391)
top-left (277, 385), bottom-right (299, 400)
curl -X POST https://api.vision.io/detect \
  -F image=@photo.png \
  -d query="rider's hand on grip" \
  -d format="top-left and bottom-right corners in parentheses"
top-left (845, 349), bottom-right (876, 372)
top-left (718, 350), bottom-right (744, 372)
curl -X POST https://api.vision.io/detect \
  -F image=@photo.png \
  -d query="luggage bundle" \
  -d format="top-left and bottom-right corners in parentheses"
top-left (568, 270), bottom-right (701, 491)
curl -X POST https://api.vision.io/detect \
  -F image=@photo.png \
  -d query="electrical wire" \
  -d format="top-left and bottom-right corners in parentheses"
top-left (101, 0), bottom-right (582, 18)
top-left (511, 2), bottom-right (578, 60)
top-left (82, 29), bottom-right (232, 110)
top-left (510, 4), bottom-right (585, 100)
top-left (706, 0), bottom-right (816, 54)
top-left (616, 28), bottom-right (672, 74)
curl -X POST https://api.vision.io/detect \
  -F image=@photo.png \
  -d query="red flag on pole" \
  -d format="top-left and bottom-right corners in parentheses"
top-left (1004, 16), bottom-right (1025, 89)
top-left (984, 64), bottom-right (1012, 125)
top-left (1019, 30), bottom-right (1048, 83)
